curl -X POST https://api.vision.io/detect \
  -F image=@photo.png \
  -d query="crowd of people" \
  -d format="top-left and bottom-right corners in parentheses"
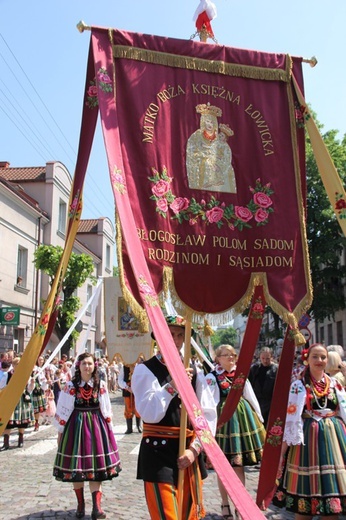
top-left (0, 329), bottom-right (345, 520)
top-left (0, 350), bottom-right (122, 449)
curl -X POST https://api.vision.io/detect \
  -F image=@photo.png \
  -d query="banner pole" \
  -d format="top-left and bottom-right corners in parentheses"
top-left (177, 310), bottom-right (193, 520)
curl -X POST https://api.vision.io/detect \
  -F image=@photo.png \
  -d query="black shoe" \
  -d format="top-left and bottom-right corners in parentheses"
top-left (125, 418), bottom-right (133, 434)
top-left (136, 417), bottom-right (142, 433)
top-left (0, 445), bottom-right (10, 451)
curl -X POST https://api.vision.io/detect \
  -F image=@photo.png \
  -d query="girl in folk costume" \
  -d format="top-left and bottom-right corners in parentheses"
top-left (53, 352), bottom-right (121, 519)
top-left (42, 385), bottom-right (56, 425)
top-left (31, 355), bottom-right (48, 431)
top-left (273, 343), bottom-right (346, 519)
top-left (206, 344), bottom-right (265, 520)
top-left (0, 357), bottom-right (35, 450)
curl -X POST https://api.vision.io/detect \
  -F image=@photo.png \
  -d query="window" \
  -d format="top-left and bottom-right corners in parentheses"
top-left (86, 284), bottom-right (93, 316)
top-left (106, 244), bottom-right (111, 271)
top-left (327, 323), bottom-right (333, 345)
top-left (17, 246), bottom-right (28, 287)
top-left (58, 199), bottom-right (67, 234)
top-left (86, 339), bottom-right (91, 353)
top-left (319, 326), bottom-right (324, 344)
top-left (337, 321), bottom-right (343, 347)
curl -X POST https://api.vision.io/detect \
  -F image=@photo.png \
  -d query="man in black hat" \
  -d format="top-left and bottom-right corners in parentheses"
top-left (132, 315), bottom-right (217, 520)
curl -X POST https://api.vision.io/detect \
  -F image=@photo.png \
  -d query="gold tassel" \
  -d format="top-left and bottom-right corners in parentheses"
top-left (203, 319), bottom-right (214, 337)
top-left (290, 328), bottom-right (306, 346)
top-left (286, 313), bottom-right (306, 346)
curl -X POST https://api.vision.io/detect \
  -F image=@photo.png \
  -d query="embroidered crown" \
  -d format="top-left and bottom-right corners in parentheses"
top-left (219, 123), bottom-right (234, 137)
top-left (196, 103), bottom-right (222, 118)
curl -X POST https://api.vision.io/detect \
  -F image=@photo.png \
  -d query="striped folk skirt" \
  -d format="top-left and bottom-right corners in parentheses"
top-left (216, 396), bottom-right (266, 467)
top-left (275, 415), bottom-right (346, 516)
top-left (7, 393), bottom-right (34, 429)
top-left (53, 407), bottom-right (122, 482)
top-left (32, 388), bottom-right (47, 414)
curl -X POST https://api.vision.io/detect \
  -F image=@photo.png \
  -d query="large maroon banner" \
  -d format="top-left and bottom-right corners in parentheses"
top-left (80, 27), bottom-right (313, 518)
top-left (88, 28), bottom-right (311, 328)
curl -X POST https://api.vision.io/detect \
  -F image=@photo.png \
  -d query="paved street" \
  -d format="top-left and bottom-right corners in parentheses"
top-left (0, 393), bottom-right (318, 520)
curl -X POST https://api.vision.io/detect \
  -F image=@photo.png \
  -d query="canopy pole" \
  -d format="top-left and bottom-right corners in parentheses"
top-left (75, 20), bottom-right (318, 69)
top-left (77, 20), bottom-right (91, 32)
top-left (302, 56), bottom-right (318, 67)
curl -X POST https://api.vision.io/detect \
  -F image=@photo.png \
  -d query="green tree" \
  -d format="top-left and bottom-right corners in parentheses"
top-left (34, 245), bottom-right (96, 354)
top-left (306, 122), bottom-right (346, 323)
top-left (210, 326), bottom-right (238, 349)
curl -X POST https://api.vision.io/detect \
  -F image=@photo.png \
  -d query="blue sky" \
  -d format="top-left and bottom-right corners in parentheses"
top-left (1, 0), bottom-right (345, 226)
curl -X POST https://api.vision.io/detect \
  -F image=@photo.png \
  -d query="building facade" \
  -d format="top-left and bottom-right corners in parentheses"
top-left (0, 160), bottom-right (115, 355)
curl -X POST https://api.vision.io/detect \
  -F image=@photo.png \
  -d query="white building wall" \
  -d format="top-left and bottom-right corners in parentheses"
top-left (0, 161), bottom-right (114, 356)
top-left (0, 184), bottom-right (47, 350)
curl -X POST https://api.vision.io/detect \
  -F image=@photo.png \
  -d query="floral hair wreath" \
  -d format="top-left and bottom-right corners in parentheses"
top-left (301, 343), bottom-right (325, 366)
top-left (301, 348), bottom-right (309, 365)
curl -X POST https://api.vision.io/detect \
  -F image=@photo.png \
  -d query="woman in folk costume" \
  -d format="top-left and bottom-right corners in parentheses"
top-left (31, 354), bottom-right (48, 431)
top-left (273, 343), bottom-right (346, 518)
top-left (53, 352), bottom-right (121, 519)
top-left (205, 344), bottom-right (265, 520)
top-left (0, 357), bottom-right (35, 450)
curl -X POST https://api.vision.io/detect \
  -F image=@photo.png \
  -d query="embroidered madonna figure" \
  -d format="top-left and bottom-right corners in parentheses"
top-left (186, 103), bottom-right (237, 193)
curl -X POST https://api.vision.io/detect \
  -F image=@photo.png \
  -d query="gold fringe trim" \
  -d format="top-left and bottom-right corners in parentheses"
top-left (117, 217), bottom-right (311, 334)
top-left (114, 352), bottom-right (147, 367)
top-left (115, 212), bottom-right (150, 333)
top-left (286, 78), bottom-right (314, 311)
top-left (112, 45), bottom-right (292, 83)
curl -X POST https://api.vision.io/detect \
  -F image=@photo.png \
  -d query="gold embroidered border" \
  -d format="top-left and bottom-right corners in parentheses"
top-left (111, 45), bottom-right (292, 83)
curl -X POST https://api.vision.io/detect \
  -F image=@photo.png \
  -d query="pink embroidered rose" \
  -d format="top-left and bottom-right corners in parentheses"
top-left (138, 277), bottom-right (154, 294)
top-left (169, 197), bottom-right (189, 215)
top-left (87, 85), bottom-right (98, 97)
top-left (269, 425), bottom-right (283, 437)
top-left (98, 72), bottom-right (111, 84)
top-left (157, 198), bottom-right (168, 213)
top-left (194, 414), bottom-right (209, 431)
top-left (152, 179), bottom-right (170, 198)
top-left (253, 192), bottom-right (273, 208)
top-left (235, 206), bottom-right (253, 222)
top-left (254, 208), bottom-right (269, 223)
top-left (189, 218), bottom-right (197, 226)
top-left (206, 207), bottom-right (224, 223)
top-left (252, 303), bottom-right (264, 314)
top-left (329, 498), bottom-right (341, 513)
top-left (112, 172), bottom-right (125, 185)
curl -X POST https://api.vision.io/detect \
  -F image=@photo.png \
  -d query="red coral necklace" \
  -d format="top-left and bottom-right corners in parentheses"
top-left (79, 383), bottom-right (93, 400)
top-left (310, 374), bottom-right (330, 398)
top-left (203, 130), bottom-right (216, 142)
